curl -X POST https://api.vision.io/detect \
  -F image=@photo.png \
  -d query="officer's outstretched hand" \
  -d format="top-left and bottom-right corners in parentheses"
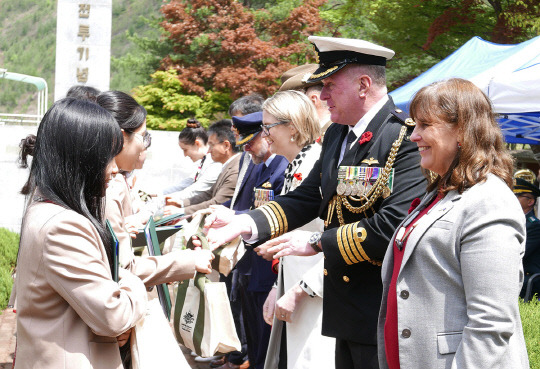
top-left (204, 209), bottom-right (253, 250)
top-left (203, 205), bottom-right (235, 229)
top-left (264, 230), bottom-right (318, 259)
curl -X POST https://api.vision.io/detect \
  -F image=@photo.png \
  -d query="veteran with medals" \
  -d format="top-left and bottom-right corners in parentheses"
top-left (203, 36), bottom-right (426, 369)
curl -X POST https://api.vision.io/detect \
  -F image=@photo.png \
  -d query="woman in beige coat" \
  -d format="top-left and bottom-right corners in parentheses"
top-left (97, 91), bottom-right (213, 285)
top-left (14, 98), bottom-right (148, 369)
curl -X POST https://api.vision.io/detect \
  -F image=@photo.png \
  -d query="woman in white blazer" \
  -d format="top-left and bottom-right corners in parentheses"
top-left (377, 78), bottom-right (529, 369)
top-left (256, 91), bottom-right (336, 369)
top-left (163, 118), bottom-right (222, 200)
top-left (15, 98), bottom-right (147, 369)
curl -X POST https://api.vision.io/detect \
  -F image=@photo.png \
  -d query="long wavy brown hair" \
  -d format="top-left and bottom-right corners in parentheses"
top-left (410, 78), bottom-right (513, 194)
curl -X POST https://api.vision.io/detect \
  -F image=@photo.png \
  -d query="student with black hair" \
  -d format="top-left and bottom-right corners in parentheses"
top-left (163, 118), bottom-right (222, 201)
top-left (14, 98), bottom-right (147, 369)
top-left (65, 85), bottom-right (101, 101)
top-left (97, 91), bottom-right (214, 276)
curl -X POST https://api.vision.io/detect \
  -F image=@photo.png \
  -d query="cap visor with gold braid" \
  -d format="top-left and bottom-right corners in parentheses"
top-left (307, 36), bottom-right (395, 83)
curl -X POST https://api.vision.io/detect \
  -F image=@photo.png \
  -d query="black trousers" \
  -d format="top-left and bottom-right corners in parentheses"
top-left (242, 289), bottom-right (272, 369)
top-left (335, 339), bottom-right (379, 369)
top-left (222, 269), bottom-right (249, 365)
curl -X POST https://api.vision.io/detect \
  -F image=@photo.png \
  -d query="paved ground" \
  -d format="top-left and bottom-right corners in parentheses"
top-left (0, 308), bottom-right (209, 369)
top-left (0, 309), bottom-right (16, 369)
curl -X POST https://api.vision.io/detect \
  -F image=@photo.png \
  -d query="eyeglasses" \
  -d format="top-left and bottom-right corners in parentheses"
top-left (260, 121), bottom-right (289, 136)
top-left (134, 131), bottom-right (152, 149)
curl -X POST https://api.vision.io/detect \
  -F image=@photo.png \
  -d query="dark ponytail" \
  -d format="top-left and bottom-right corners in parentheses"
top-left (178, 118), bottom-right (208, 145)
top-left (19, 134), bottom-right (36, 169)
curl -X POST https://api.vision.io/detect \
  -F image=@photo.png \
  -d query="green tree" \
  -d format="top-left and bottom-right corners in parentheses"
top-left (133, 69), bottom-right (232, 131)
top-left (131, 0), bottom-right (330, 130)
top-left (320, 0), bottom-right (540, 89)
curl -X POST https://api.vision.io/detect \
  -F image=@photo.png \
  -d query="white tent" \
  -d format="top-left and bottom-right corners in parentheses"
top-left (390, 35), bottom-right (540, 144)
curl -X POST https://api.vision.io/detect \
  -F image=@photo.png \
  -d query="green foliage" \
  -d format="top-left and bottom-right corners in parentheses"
top-left (133, 70), bottom-right (232, 131)
top-left (503, 1), bottom-right (540, 37)
top-left (0, 0), bottom-right (162, 113)
top-left (520, 298), bottom-right (540, 366)
top-left (0, 228), bottom-right (19, 311)
top-left (319, 0), bottom-right (540, 89)
top-left (0, 0), bottom-right (56, 113)
top-left (110, 7), bottom-right (168, 93)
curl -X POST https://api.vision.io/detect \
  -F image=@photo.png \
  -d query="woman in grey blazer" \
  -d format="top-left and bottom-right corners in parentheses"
top-left (378, 78), bottom-right (529, 369)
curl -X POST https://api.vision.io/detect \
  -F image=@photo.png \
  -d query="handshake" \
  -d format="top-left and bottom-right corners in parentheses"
top-left (194, 205), bottom-right (321, 260)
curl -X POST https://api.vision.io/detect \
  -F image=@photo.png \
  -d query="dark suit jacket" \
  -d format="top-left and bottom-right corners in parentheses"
top-left (245, 156), bottom-right (288, 292)
top-left (250, 98), bottom-right (427, 343)
top-left (521, 210), bottom-right (540, 297)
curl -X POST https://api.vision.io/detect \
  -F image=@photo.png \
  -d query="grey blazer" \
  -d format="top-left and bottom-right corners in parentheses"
top-left (377, 174), bottom-right (529, 369)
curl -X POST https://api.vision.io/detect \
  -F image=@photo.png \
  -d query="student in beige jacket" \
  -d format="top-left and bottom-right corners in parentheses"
top-left (14, 98), bottom-right (148, 369)
top-left (97, 91), bottom-right (214, 279)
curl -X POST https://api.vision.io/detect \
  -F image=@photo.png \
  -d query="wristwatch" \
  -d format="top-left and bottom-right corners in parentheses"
top-left (308, 232), bottom-right (322, 253)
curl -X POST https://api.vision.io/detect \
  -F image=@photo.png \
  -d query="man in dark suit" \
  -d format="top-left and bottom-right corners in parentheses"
top-left (204, 36), bottom-right (426, 369)
top-left (514, 177), bottom-right (540, 298)
top-left (217, 112), bottom-right (288, 369)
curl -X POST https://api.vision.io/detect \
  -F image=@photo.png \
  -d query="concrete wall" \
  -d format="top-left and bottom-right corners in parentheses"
top-left (0, 125), bottom-right (192, 233)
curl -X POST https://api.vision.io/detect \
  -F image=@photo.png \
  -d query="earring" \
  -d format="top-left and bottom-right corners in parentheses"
top-left (290, 136), bottom-right (295, 142)
top-left (457, 142), bottom-right (462, 149)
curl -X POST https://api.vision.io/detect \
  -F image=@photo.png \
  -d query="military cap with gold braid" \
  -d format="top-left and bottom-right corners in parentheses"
top-left (232, 111), bottom-right (263, 146)
top-left (306, 36), bottom-right (395, 83)
top-left (278, 64), bottom-right (319, 92)
top-left (514, 177), bottom-right (540, 198)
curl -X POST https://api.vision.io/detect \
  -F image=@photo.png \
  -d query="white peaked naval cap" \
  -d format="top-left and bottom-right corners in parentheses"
top-left (306, 36), bottom-right (395, 82)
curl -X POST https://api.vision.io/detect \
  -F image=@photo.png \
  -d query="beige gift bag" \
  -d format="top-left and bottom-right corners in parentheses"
top-left (184, 210), bottom-right (244, 276)
top-left (131, 299), bottom-right (190, 369)
top-left (173, 225), bottom-right (241, 357)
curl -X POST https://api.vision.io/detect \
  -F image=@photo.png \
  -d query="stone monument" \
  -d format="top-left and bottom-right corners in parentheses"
top-left (54, 0), bottom-right (112, 101)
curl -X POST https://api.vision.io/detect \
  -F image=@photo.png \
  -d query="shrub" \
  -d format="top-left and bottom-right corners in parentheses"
top-left (0, 228), bottom-right (19, 312)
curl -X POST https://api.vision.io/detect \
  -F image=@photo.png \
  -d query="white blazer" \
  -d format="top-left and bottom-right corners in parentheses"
top-left (377, 174), bottom-right (529, 369)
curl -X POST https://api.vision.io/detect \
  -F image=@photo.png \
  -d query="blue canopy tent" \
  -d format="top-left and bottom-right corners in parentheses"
top-left (389, 36), bottom-right (540, 144)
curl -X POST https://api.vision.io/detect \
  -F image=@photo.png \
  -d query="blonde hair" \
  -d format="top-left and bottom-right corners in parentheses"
top-left (262, 90), bottom-right (321, 147)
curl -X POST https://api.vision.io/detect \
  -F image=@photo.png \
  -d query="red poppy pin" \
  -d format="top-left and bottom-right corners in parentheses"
top-left (359, 131), bottom-right (373, 145)
top-left (408, 198), bottom-right (421, 214)
top-left (293, 173), bottom-right (302, 181)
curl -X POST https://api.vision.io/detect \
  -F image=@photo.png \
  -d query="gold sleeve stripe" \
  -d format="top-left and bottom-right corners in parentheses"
top-left (343, 224), bottom-right (361, 264)
top-left (351, 224), bottom-right (370, 262)
top-left (337, 225), bottom-right (354, 265)
top-left (259, 206), bottom-right (278, 238)
top-left (346, 224), bottom-right (365, 263)
top-left (265, 202), bottom-right (283, 237)
top-left (267, 201), bottom-right (288, 237)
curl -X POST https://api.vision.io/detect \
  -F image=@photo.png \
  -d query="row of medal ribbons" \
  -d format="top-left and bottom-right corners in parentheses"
top-left (254, 188), bottom-right (274, 208)
top-left (336, 166), bottom-right (394, 197)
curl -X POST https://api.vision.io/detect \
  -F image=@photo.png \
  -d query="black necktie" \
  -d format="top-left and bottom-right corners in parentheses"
top-left (338, 130), bottom-right (357, 165)
top-left (345, 130), bottom-right (357, 149)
